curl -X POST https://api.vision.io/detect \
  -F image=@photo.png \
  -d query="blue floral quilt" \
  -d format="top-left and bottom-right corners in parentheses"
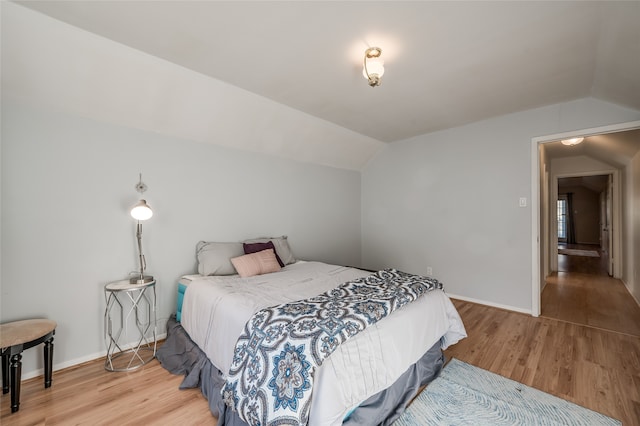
top-left (221, 268), bottom-right (443, 426)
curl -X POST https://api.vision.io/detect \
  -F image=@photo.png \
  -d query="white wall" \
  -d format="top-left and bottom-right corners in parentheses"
top-left (550, 156), bottom-right (616, 177)
top-left (627, 150), bottom-right (640, 304)
top-left (361, 98), bottom-right (640, 312)
top-left (1, 99), bottom-right (362, 377)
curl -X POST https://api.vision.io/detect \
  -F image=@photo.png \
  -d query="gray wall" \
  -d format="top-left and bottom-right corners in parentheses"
top-left (1, 99), bottom-right (362, 376)
top-left (361, 98), bottom-right (640, 312)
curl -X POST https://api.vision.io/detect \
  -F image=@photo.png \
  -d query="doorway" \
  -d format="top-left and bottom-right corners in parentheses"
top-left (531, 121), bottom-right (640, 336)
top-left (556, 174), bottom-right (610, 276)
top-left (542, 171), bottom-right (638, 334)
top-left (543, 167), bottom-right (640, 336)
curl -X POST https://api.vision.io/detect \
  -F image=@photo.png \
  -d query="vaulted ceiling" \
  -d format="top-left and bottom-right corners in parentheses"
top-left (16, 1), bottom-right (640, 144)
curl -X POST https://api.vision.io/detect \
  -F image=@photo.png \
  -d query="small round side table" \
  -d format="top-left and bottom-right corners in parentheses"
top-left (104, 279), bottom-right (157, 372)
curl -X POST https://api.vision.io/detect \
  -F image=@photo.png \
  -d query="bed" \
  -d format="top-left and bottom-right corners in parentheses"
top-left (158, 239), bottom-right (466, 425)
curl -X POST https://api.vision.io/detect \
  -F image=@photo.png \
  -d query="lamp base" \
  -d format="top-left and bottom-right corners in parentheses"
top-left (130, 275), bottom-right (154, 285)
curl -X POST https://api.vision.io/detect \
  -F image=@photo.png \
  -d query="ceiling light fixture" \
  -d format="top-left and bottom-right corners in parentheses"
top-left (363, 47), bottom-right (384, 87)
top-left (561, 137), bottom-right (584, 146)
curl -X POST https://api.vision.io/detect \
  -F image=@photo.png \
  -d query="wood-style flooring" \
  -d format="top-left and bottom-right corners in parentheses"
top-left (542, 271), bottom-right (640, 336)
top-left (0, 356), bottom-right (216, 425)
top-left (542, 244), bottom-right (640, 336)
top-left (557, 243), bottom-right (610, 276)
top-left (444, 300), bottom-right (640, 426)
top-left (3, 300), bottom-right (639, 425)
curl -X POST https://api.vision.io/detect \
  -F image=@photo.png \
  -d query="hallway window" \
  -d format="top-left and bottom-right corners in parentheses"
top-left (557, 196), bottom-right (568, 240)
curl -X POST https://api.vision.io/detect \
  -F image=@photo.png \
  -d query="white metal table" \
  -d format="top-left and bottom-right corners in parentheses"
top-left (104, 279), bottom-right (157, 371)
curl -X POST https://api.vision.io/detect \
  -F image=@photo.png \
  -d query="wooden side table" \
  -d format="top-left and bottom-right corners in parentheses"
top-left (104, 279), bottom-right (157, 371)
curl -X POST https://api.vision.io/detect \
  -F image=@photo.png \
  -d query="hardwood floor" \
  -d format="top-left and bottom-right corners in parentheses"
top-left (542, 272), bottom-right (640, 336)
top-left (0, 356), bottom-right (216, 425)
top-left (557, 243), bottom-right (609, 276)
top-left (2, 300), bottom-right (639, 425)
top-left (445, 300), bottom-right (640, 426)
top-left (543, 244), bottom-right (640, 336)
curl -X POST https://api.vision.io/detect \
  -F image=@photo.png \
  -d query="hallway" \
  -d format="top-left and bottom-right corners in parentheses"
top-left (541, 245), bottom-right (640, 336)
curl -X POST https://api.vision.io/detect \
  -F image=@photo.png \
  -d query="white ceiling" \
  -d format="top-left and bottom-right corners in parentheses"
top-left (16, 1), bottom-right (640, 144)
top-left (544, 128), bottom-right (640, 168)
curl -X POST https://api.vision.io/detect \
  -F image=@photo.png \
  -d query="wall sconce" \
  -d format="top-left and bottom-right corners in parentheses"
top-left (561, 137), bottom-right (584, 146)
top-left (363, 47), bottom-right (384, 87)
top-left (130, 174), bottom-right (154, 284)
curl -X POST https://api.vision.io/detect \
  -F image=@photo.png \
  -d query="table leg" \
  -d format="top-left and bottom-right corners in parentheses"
top-left (10, 353), bottom-right (22, 413)
top-left (1, 350), bottom-right (9, 394)
top-left (44, 337), bottom-right (54, 388)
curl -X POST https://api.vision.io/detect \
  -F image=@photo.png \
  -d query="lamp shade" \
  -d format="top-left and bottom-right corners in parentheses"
top-left (561, 137), bottom-right (584, 146)
top-left (131, 199), bottom-right (153, 220)
top-left (363, 57), bottom-right (385, 79)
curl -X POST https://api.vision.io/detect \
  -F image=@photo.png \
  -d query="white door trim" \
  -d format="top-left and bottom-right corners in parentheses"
top-left (530, 120), bottom-right (640, 317)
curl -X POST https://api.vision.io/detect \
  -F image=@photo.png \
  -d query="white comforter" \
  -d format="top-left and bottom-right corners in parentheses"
top-left (181, 261), bottom-right (466, 425)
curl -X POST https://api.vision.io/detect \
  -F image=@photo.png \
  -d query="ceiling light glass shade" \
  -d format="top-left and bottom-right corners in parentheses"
top-left (363, 47), bottom-right (384, 87)
top-left (561, 137), bottom-right (584, 146)
top-left (130, 199), bottom-right (153, 220)
top-left (363, 57), bottom-right (385, 79)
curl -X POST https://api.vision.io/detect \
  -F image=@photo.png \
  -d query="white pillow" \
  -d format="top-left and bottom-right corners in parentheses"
top-left (196, 241), bottom-right (244, 276)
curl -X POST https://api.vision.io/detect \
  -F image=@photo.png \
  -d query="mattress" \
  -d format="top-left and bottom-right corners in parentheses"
top-left (180, 261), bottom-right (467, 425)
top-left (176, 274), bottom-right (200, 322)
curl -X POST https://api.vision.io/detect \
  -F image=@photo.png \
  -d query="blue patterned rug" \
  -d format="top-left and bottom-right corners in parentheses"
top-left (394, 358), bottom-right (620, 425)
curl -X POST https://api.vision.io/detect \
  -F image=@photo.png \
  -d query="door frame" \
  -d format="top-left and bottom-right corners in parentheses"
top-left (530, 120), bottom-right (640, 316)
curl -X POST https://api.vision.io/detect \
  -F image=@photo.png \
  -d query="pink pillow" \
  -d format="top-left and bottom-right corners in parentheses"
top-left (231, 249), bottom-right (282, 278)
top-left (243, 241), bottom-right (284, 267)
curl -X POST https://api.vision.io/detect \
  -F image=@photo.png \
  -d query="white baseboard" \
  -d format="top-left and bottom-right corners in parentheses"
top-left (447, 293), bottom-right (532, 315)
top-left (21, 332), bottom-right (167, 380)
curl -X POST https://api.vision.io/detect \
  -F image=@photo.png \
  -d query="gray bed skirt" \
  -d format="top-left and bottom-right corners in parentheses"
top-left (157, 315), bottom-right (445, 425)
